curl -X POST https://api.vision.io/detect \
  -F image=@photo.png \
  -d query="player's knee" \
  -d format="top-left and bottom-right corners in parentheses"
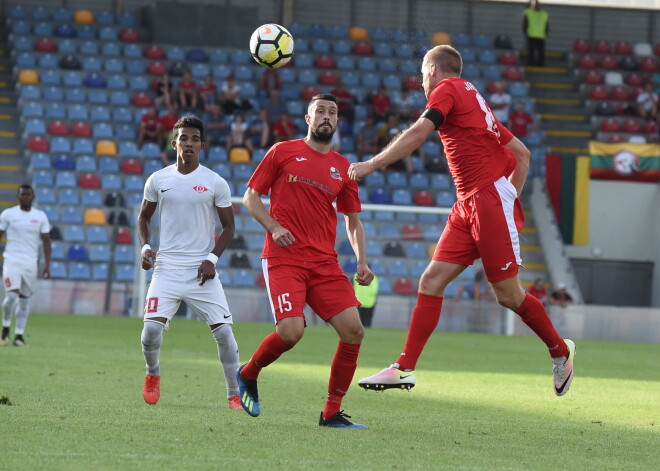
top-left (211, 323), bottom-right (234, 344)
top-left (277, 327), bottom-right (304, 346)
top-left (2, 291), bottom-right (19, 310)
top-left (494, 291), bottom-right (522, 310)
top-left (141, 320), bottom-right (164, 346)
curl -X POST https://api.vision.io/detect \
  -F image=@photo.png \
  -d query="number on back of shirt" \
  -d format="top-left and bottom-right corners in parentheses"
top-left (475, 92), bottom-right (500, 137)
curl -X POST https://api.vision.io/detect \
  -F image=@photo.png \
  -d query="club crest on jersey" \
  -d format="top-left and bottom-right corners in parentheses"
top-left (287, 173), bottom-right (298, 182)
top-left (329, 167), bottom-right (342, 181)
top-left (192, 185), bottom-right (209, 193)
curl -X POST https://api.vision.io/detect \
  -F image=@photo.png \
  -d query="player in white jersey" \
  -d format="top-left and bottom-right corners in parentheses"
top-left (0, 184), bottom-right (51, 347)
top-left (136, 115), bottom-right (241, 409)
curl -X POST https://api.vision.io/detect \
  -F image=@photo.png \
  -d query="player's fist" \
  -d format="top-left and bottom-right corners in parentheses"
top-left (141, 248), bottom-right (156, 270)
top-left (271, 225), bottom-right (295, 247)
top-left (355, 262), bottom-right (374, 286)
top-left (348, 161), bottom-right (375, 181)
top-left (197, 260), bottom-right (216, 286)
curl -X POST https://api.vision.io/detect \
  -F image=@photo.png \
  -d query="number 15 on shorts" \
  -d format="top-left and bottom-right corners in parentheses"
top-left (277, 293), bottom-right (292, 313)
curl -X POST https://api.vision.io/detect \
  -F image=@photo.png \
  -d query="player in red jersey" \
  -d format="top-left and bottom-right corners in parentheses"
top-left (349, 45), bottom-right (575, 397)
top-left (237, 94), bottom-right (374, 428)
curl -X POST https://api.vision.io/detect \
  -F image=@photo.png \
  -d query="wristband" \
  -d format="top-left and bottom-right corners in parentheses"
top-left (205, 253), bottom-right (219, 265)
top-left (141, 244), bottom-right (152, 256)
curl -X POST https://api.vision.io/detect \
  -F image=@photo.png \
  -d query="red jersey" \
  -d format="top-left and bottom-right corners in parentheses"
top-left (372, 94), bottom-right (391, 115)
top-left (178, 79), bottom-right (196, 91)
top-left (247, 139), bottom-right (361, 262)
top-left (509, 111), bottom-right (533, 137)
top-left (426, 77), bottom-right (516, 199)
top-left (160, 114), bottom-right (178, 132)
top-left (527, 284), bottom-right (547, 301)
top-left (141, 113), bottom-right (160, 132)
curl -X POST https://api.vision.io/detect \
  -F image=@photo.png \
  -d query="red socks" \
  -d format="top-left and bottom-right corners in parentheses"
top-left (322, 341), bottom-right (361, 419)
top-left (515, 292), bottom-right (568, 358)
top-left (396, 293), bottom-right (443, 371)
top-left (241, 331), bottom-right (293, 380)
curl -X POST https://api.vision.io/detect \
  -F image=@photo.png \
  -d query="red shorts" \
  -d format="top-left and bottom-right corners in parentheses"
top-left (262, 257), bottom-right (359, 323)
top-left (433, 177), bottom-right (524, 283)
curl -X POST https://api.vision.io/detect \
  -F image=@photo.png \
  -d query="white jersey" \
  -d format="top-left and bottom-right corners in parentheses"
top-left (0, 205), bottom-right (50, 265)
top-left (144, 164), bottom-right (231, 269)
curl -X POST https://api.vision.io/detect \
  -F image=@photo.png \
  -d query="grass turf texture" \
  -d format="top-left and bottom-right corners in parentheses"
top-left (1, 314), bottom-right (658, 471)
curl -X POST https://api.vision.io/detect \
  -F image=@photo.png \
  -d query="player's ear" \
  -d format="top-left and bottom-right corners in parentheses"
top-left (304, 114), bottom-right (311, 125)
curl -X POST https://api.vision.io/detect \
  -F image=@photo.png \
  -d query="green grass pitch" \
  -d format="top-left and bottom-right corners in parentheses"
top-left (1, 313), bottom-right (658, 470)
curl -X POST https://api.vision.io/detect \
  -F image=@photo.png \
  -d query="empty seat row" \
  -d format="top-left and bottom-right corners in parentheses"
top-left (8, 5), bottom-right (136, 26)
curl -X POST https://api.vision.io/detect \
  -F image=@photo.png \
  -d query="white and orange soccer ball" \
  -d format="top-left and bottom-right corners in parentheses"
top-left (249, 23), bottom-right (294, 68)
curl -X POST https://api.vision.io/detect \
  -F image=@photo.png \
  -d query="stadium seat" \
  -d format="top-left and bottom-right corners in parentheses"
top-left (101, 174), bottom-right (122, 190)
top-left (102, 42), bottom-right (121, 56)
top-left (32, 170), bottom-right (54, 187)
top-left (27, 135), bottom-right (49, 152)
top-left (583, 70), bottom-right (603, 85)
top-left (393, 278), bottom-right (415, 295)
top-left (52, 154), bottom-right (74, 171)
top-left (115, 264), bottom-right (135, 282)
top-left (50, 261), bottom-right (68, 279)
top-left (577, 54), bottom-right (596, 69)
top-left (614, 41), bottom-right (632, 55)
top-left (56, 172), bottom-right (77, 188)
top-left (599, 56), bottom-right (617, 70)
top-left (114, 245), bottom-right (134, 264)
top-left (610, 86), bottom-right (629, 101)
top-left (63, 225), bottom-right (85, 242)
top-left (622, 119), bottom-right (641, 133)
top-left (83, 208), bottom-right (107, 225)
top-left (604, 72), bottom-right (624, 86)
top-left (75, 155), bottom-right (96, 173)
top-left (593, 40), bottom-right (611, 54)
top-left (29, 152), bottom-right (50, 169)
top-left (36, 187), bottom-right (56, 204)
top-left (120, 28), bottom-right (140, 42)
top-left (573, 39), bottom-right (591, 53)
top-left (640, 58), bottom-right (658, 72)
top-left (96, 140), bottom-right (117, 156)
top-left (81, 190), bottom-right (103, 206)
top-left (401, 224), bottom-right (423, 240)
top-left (413, 190), bottom-right (435, 206)
top-left (18, 69), bottom-right (39, 85)
top-left (79, 172), bottom-right (101, 189)
top-left (589, 86), bottom-right (608, 100)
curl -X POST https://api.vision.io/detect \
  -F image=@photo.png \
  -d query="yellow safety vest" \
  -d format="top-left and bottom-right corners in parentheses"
top-left (524, 9), bottom-right (548, 39)
top-left (353, 275), bottom-right (379, 308)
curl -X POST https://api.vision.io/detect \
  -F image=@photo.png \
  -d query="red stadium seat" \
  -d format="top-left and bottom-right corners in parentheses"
top-left (393, 278), bottom-right (415, 295)
top-left (640, 58), bottom-right (658, 72)
top-left (593, 40), bottom-right (612, 54)
top-left (598, 56), bottom-right (618, 70)
top-left (577, 54), bottom-right (596, 69)
top-left (572, 39), bottom-right (591, 53)
top-left (401, 224), bottom-right (423, 241)
top-left (120, 158), bottom-right (143, 174)
top-left (616, 103), bottom-right (635, 116)
top-left (27, 136), bottom-right (49, 151)
top-left (588, 86), bottom-right (608, 100)
top-left (71, 121), bottom-right (92, 137)
top-left (120, 28), bottom-right (140, 42)
top-left (144, 45), bottom-right (165, 59)
top-left (35, 37), bottom-right (57, 52)
top-left (413, 190), bottom-right (434, 206)
top-left (644, 120), bottom-right (658, 136)
top-left (583, 70), bottom-right (603, 84)
top-left (609, 86), bottom-right (629, 101)
top-left (314, 54), bottom-right (335, 69)
top-left (614, 41), bottom-right (632, 55)
top-left (622, 119), bottom-right (641, 133)
top-left (300, 85), bottom-right (320, 101)
top-left (403, 76), bottom-right (422, 90)
top-left (48, 120), bottom-right (69, 136)
top-left (624, 73), bottom-right (643, 87)
top-left (147, 61), bottom-right (167, 75)
top-left (318, 70), bottom-right (338, 85)
top-left (131, 92), bottom-right (153, 107)
top-left (607, 134), bottom-right (625, 143)
top-left (498, 51), bottom-right (518, 65)
top-left (116, 227), bottom-right (132, 244)
top-left (600, 118), bottom-right (620, 132)
top-left (352, 41), bottom-right (373, 56)
top-left (78, 172), bottom-right (101, 189)
top-left (655, 44), bottom-right (660, 57)
top-left (503, 67), bottom-right (523, 81)
top-left (486, 81), bottom-right (499, 94)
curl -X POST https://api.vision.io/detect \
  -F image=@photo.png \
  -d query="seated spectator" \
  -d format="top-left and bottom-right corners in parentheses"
top-left (357, 114), bottom-right (379, 159)
top-left (550, 283), bottom-right (574, 308)
top-left (221, 75), bottom-right (251, 115)
top-left (454, 265), bottom-right (492, 300)
top-left (202, 103), bottom-right (228, 147)
top-left (509, 101), bottom-right (536, 138)
top-left (155, 73), bottom-right (173, 108)
top-left (248, 109), bottom-right (271, 149)
top-left (263, 89), bottom-right (284, 124)
top-left (159, 103), bottom-right (179, 148)
top-left (137, 106), bottom-right (162, 150)
top-left (637, 82), bottom-right (658, 121)
top-left (226, 114), bottom-right (254, 155)
top-left (371, 85), bottom-right (392, 122)
top-left (198, 75), bottom-right (219, 112)
top-left (394, 88), bottom-right (417, 121)
top-left (272, 112), bottom-right (296, 142)
top-left (489, 81), bottom-right (512, 126)
top-left (526, 277), bottom-right (548, 305)
top-left (177, 70), bottom-right (198, 110)
top-left (330, 80), bottom-right (355, 124)
top-left (378, 113), bottom-right (413, 173)
top-left (258, 67), bottom-right (281, 101)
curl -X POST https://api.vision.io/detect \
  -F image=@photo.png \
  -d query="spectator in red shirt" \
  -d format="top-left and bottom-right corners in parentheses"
top-left (330, 81), bottom-right (355, 124)
top-left (138, 106), bottom-right (162, 150)
top-left (198, 75), bottom-right (219, 112)
top-left (178, 71), bottom-right (198, 110)
top-left (526, 278), bottom-right (548, 306)
top-left (272, 112), bottom-right (296, 142)
top-left (509, 102), bottom-right (536, 138)
top-left (159, 104), bottom-right (179, 148)
top-left (371, 85), bottom-right (392, 122)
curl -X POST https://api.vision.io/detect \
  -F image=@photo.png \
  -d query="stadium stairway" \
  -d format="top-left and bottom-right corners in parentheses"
top-left (525, 51), bottom-right (592, 159)
top-left (518, 195), bottom-right (548, 289)
top-left (0, 23), bottom-right (21, 208)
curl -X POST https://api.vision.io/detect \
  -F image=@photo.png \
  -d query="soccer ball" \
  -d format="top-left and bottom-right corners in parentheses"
top-left (249, 24), bottom-right (294, 68)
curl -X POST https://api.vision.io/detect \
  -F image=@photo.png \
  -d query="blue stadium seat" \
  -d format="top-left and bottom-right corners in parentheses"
top-left (29, 152), bottom-right (50, 169)
top-left (58, 39), bottom-right (77, 54)
top-left (386, 172), bottom-right (408, 187)
top-left (388, 260), bottom-right (410, 277)
top-left (62, 71), bottom-right (83, 87)
top-left (82, 56), bottom-right (102, 71)
top-left (364, 171), bottom-right (385, 186)
top-left (116, 123), bottom-right (135, 140)
top-left (118, 12), bottom-right (137, 26)
top-left (234, 65), bottom-right (253, 81)
top-left (68, 261), bottom-right (90, 279)
top-left (99, 26), bottom-right (118, 41)
top-left (107, 74), bottom-right (127, 89)
top-left (122, 43), bottom-right (141, 58)
top-left (13, 36), bottom-right (33, 52)
top-left (115, 264), bottom-right (135, 282)
top-left (473, 33), bottom-right (492, 48)
top-left (143, 160), bottom-right (163, 175)
top-left (411, 260), bottom-right (427, 277)
top-left (230, 50), bottom-right (251, 65)
top-left (78, 25), bottom-right (97, 40)
top-left (430, 173), bottom-right (452, 190)
top-left (365, 240), bottom-right (382, 256)
top-left (209, 49), bottom-right (228, 63)
top-left (374, 210), bottom-right (395, 221)
top-left (50, 261), bottom-right (68, 279)
top-left (409, 172), bottom-right (429, 189)
top-left (32, 170), bottom-right (53, 187)
top-left (190, 63), bottom-right (210, 79)
top-left (20, 85), bottom-right (41, 101)
top-left (40, 69), bottom-right (61, 85)
top-left (361, 222), bottom-right (376, 238)
top-left (24, 118), bottom-right (46, 135)
top-left (141, 142), bottom-right (160, 159)
top-left (84, 73), bottom-right (107, 88)
top-left (16, 51), bottom-right (36, 67)
top-left (207, 146), bottom-right (227, 162)
top-left (357, 57), bottom-right (377, 72)
top-left (61, 206), bottom-right (83, 223)
top-left (114, 245), bottom-right (134, 263)
top-left (63, 225), bottom-right (85, 242)
top-left (342, 257), bottom-right (357, 274)
top-left (422, 140), bottom-right (441, 156)
top-left (128, 75), bottom-right (148, 91)
top-left (331, 39), bottom-right (351, 55)
top-left (58, 188), bottom-right (79, 205)
top-left (53, 154), bottom-right (74, 170)
top-left (72, 138), bottom-right (94, 154)
top-left (127, 192), bottom-right (143, 208)
top-left (112, 107), bottom-right (133, 123)
top-left (460, 47), bottom-right (477, 63)
top-left (478, 49), bottom-right (497, 64)
top-left (98, 156), bottom-right (119, 173)
top-left (50, 137), bottom-right (71, 154)
top-left (75, 155), bottom-right (97, 172)
top-left (124, 175), bottom-right (144, 191)
top-left (370, 188), bottom-right (392, 204)
top-left (104, 58), bottom-right (124, 73)
top-left (435, 191), bottom-right (455, 207)
top-left (67, 244), bottom-right (89, 261)
top-left (392, 188), bottom-right (412, 205)
top-left (12, 20), bottom-right (31, 35)
top-left (375, 44), bottom-right (393, 58)
top-left (382, 74), bottom-right (402, 90)
top-left (125, 59), bottom-right (146, 74)
top-left (212, 64), bottom-right (232, 80)
top-left (67, 104), bottom-right (88, 120)
top-left (35, 187), bottom-right (56, 204)
top-left (483, 65), bottom-right (502, 80)
top-left (102, 42), bottom-right (121, 56)
top-left (336, 56), bottom-right (354, 70)
top-left (311, 38), bottom-right (330, 54)
top-left (92, 263), bottom-right (109, 280)
top-left (395, 43), bottom-right (413, 59)
top-left (462, 63), bottom-right (480, 79)
top-left (101, 174), bottom-right (122, 190)
top-left (361, 73), bottom-right (380, 89)
top-left (90, 106), bottom-right (111, 122)
top-left (378, 223), bottom-right (399, 239)
top-left (22, 102), bottom-right (44, 118)
top-left (407, 242), bottom-right (427, 259)
top-left (93, 123), bottom-right (114, 139)
top-left (87, 226), bottom-right (109, 243)
top-left (50, 241), bottom-right (65, 259)
top-left (65, 88), bottom-right (86, 103)
top-left (118, 141), bottom-right (139, 158)
top-left (81, 189), bottom-right (103, 206)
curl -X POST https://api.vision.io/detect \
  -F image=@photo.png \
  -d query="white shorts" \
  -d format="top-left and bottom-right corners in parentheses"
top-left (143, 267), bottom-right (233, 325)
top-left (3, 261), bottom-right (37, 297)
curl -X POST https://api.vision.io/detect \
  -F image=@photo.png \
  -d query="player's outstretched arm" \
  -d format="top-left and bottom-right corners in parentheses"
top-left (243, 187), bottom-right (295, 247)
top-left (137, 200), bottom-right (157, 270)
top-left (506, 136), bottom-right (531, 196)
top-left (344, 212), bottom-right (374, 286)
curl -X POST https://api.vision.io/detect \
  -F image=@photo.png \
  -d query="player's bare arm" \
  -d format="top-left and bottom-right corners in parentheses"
top-left (344, 212), bottom-right (374, 286)
top-left (348, 117), bottom-right (435, 181)
top-left (506, 136), bottom-right (531, 196)
top-left (243, 187), bottom-right (295, 247)
top-left (197, 205), bottom-right (235, 286)
top-left (40, 232), bottom-right (51, 279)
top-left (137, 199), bottom-right (158, 270)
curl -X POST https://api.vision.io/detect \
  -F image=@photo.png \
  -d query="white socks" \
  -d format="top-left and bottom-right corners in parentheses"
top-left (15, 298), bottom-right (30, 335)
top-left (212, 324), bottom-right (240, 398)
top-left (141, 321), bottom-right (164, 376)
top-left (2, 291), bottom-right (18, 328)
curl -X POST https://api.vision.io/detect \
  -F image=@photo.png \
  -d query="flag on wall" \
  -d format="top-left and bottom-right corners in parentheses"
top-left (545, 154), bottom-right (590, 245)
top-left (589, 141), bottom-right (660, 182)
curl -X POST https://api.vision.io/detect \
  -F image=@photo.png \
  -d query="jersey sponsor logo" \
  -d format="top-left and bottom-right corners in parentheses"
top-left (145, 297), bottom-right (159, 313)
top-left (4, 278), bottom-right (10, 289)
top-left (192, 185), bottom-right (209, 193)
top-left (287, 173), bottom-right (298, 182)
top-left (329, 166), bottom-right (342, 181)
top-left (30, 219), bottom-right (40, 223)
top-left (160, 188), bottom-right (173, 193)
top-left (285, 173), bottom-right (335, 195)
top-left (295, 157), bottom-right (307, 162)
top-left (501, 262), bottom-right (513, 271)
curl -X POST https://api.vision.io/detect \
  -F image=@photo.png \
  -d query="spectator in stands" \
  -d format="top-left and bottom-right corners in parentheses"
top-left (258, 67), bottom-right (281, 101)
top-left (527, 277), bottom-right (548, 305)
top-left (378, 113), bottom-right (413, 173)
top-left (155, 73), bottom-right (173, 108)
top-left (177, 71), bottom-right (198, 110)
top-left (221, 75), bottom-right (251, 115)
top-left (160, 104), bottom-right (180, 149)
top-left (226, 114), bottom-right (254, 156)
top-left (550, 283), bottom-right (574, 308)
top-left (202, 103), bottom-right (228, 147)
top-left (371, 85), bottom-right (392, 122)
top-left (636, 82), bottom-right (658, 121)
top-left (354, 271), bottom-right (379, 327)
top-left (198, 75), bottom-right (220, 113)
top-left (248, 109), bottom-right (272, 149)
top-left (523, 0), bottom-right (549, 66)
top-left (394, 88), bottom-right (417, 122)
top-left (489, 82), bottom-right (512, 127)
top-left (357, 114), bottom-right (380, 160)
top-left (272, 112), bottom-right (296, 142)
top-left (138, 106), bottom-right (162, 150)
top-left (509, 101), bottom-right (536, 139)
top-left (454, 264), bottom-right (492, 300)
top-left (330, 80), bottom-right (356, 124)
